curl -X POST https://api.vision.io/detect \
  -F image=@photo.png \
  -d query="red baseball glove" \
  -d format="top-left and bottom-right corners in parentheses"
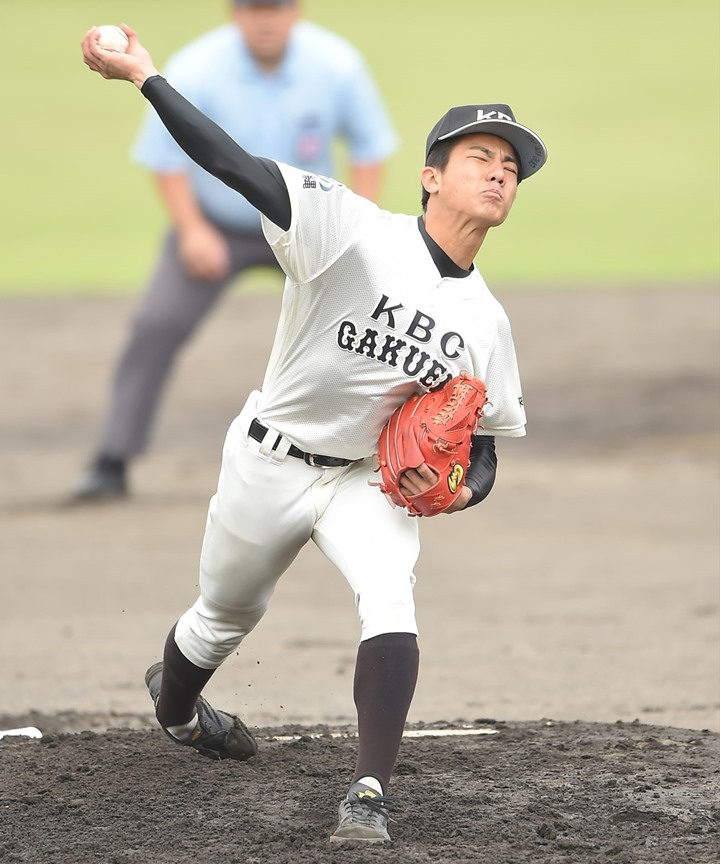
top-left (376, 372), bottom-right (488, 517)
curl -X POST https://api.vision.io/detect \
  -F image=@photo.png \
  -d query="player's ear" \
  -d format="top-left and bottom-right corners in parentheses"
top-left (421, 166), bottom-right (440, 196)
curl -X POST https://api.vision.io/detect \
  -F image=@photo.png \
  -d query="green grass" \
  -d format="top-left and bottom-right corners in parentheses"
top-left (1, 0), bottom-right (718, 295)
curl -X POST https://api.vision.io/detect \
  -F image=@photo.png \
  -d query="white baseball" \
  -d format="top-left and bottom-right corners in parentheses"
top-left (96, 25), bottom-right (129, 53)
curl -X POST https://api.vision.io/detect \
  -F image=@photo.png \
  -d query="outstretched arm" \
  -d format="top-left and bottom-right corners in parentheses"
top-left (81, 25), bottom-right (291, 230)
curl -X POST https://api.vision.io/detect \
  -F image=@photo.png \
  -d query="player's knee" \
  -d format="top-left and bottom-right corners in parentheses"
top-left (175, 601), bottom-right (266, 667)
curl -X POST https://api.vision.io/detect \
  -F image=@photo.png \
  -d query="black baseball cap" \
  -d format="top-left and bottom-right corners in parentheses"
top-left (425, 104), bottom-right (547, 181)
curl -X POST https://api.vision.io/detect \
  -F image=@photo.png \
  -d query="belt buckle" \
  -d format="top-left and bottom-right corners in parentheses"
top-left (304, 453), bottom-right (321, 468)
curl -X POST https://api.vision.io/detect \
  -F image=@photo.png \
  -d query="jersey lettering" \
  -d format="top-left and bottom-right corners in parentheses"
top-left (338, 319), bottom-right (451, 385)
top-left (371, 294), bottom-right (465, 361)
top-left (377, 334), bottom-right (407, 366)
top-left (354, 328), bottom-right (379, 358)
top-left (370, 295), bottom-right (404, 329)
top-left (440, 331), bottom-right (465, 359)
top-left (406, 311), bottom-right (435, 343)
top-left (402, 345), bottom-right (431, 376)
top-left (337, 320), bottom-right (358, 350)
top-left (418, 360), bottom-right (452, 390)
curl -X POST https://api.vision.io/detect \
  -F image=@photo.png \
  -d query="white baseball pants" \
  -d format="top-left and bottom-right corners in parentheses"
top-left (175, 391), bottom-right (420, 669)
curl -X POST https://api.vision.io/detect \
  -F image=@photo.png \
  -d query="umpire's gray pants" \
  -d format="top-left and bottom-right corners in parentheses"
top-left (95, 226), bottom-right (279, 459)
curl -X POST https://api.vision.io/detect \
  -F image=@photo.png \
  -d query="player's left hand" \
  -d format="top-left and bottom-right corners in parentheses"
top-left (81, 24), bottom-right (159, 89)
top-left (398, 464), bottom-right (438, 498)
top-left (399, 464), bottom-right (472, 513)
top-left (377, 372), bottom-right (487, 516)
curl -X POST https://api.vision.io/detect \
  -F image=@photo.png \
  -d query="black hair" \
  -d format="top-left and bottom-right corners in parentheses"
top-left (421, 138), bottom-right (455, 212)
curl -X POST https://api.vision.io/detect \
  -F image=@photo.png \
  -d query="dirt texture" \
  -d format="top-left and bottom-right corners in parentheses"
top-left (0, 284), bottom-right (718, 862)
top-left (0, 719), bottom-right (718, 864)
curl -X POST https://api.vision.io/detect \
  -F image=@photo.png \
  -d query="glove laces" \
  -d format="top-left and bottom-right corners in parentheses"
top-left (432, 378), bottom-right (482, 426)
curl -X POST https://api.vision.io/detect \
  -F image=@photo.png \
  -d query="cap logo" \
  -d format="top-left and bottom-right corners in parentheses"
top-left (476, 109), bottom-right (513, 122)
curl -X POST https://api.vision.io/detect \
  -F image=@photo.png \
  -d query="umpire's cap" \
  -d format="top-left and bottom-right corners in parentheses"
top-left (425, 104), bottom-right (547, 181)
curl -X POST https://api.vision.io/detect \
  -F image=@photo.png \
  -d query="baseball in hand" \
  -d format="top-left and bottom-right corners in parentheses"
top-left (96, 25), bottom-right (129, 53)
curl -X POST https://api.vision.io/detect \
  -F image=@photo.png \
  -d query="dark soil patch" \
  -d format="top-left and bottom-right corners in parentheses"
top-left (1, 718), bottom-right (718, 863)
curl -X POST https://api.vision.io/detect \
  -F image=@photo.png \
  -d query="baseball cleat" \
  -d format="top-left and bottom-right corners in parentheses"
top-left (144, 662), bottom-right (257, 761)
top-left (330, 782), bottom-right (395, 843)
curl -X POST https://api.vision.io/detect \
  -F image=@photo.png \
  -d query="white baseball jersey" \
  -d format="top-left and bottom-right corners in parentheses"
top-left (256, 164), bottom-right (526, 461)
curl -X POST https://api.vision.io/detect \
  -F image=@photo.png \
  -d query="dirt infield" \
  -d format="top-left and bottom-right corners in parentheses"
top-left (1, 719), bottom-right (718, 863)
top-left (0, 284), bottom-right (718, 862)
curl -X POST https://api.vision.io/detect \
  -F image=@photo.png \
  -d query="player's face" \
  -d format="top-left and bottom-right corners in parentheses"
top-left (232, 3), bottom-right (299, 70)
top-left (432, 134), bottom-right (519, 227)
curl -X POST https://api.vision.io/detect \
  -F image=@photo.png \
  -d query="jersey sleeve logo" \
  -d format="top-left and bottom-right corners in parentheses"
top-left (301, 173), bottom-right (336, 193)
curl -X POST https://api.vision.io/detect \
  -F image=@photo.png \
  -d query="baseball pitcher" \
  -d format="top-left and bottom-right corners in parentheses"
top-left (81, 23), bottom-right (547, 845)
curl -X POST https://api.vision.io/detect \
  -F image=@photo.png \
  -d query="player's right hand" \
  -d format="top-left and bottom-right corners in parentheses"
top-left (180, 223), bottom-right (232, 281)
top-left (81, 25), bottom-right (159, 90)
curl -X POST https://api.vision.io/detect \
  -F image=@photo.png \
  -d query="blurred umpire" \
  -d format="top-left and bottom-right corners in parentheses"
top-left (72, 0), bottom-right (397, 500)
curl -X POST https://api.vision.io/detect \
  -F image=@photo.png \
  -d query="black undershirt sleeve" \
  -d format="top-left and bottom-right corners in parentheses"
top-left (140, 75), bottom-right (292, 231)
top-left (463, 435), bottom-right (497, 508)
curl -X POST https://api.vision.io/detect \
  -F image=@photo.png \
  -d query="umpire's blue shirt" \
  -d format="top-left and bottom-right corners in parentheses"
top-left (132, 21), bottom-right (398, 231)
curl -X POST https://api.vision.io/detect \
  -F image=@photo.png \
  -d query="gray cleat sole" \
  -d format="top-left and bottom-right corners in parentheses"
top-left (330, 828), bottom-right (389, 843)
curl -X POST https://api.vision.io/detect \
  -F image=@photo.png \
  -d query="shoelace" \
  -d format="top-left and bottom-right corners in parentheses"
top-left (347, 792), bottom-right (397, 825)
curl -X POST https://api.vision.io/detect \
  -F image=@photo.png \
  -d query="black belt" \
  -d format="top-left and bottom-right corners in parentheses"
top-left (248, 419), bottom-right (358, 468)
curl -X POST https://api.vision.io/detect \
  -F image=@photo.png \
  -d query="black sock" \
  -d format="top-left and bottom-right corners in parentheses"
top-left (352, 632), bottom-right (419, 792)
top-left (155, 625), bottom-right (216, 727)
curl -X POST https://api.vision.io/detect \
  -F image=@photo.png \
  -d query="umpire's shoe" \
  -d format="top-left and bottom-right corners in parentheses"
top-left (71, 457), bottom-right (127, 501)
top-left (144, 662), bottom-right (257, 761)
top-left (330, 782), bottom-right (395, 843)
